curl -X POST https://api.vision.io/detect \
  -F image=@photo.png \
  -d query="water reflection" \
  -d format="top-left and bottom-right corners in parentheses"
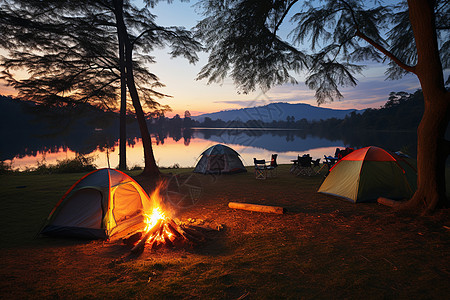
top-left (3, 126), bottom-right (417, 171)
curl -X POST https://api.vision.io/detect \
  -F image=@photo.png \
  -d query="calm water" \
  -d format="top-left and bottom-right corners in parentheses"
top-left (2, 128), bottom-right (418, 170)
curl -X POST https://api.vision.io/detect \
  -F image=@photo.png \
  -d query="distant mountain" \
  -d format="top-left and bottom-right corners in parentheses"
top-left (192, 102), bottom-right (363, 122)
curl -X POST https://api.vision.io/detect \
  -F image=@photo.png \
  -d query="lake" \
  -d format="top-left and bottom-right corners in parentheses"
top-left (2, 127), bottom-right (418, 171)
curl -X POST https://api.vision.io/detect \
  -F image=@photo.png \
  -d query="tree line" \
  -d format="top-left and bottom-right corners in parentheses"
top-left (160, 90), bottom-right (425, 132)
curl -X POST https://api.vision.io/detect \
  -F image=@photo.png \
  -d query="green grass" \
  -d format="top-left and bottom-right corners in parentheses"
top-left (0, 165), bottom-right (449, 299)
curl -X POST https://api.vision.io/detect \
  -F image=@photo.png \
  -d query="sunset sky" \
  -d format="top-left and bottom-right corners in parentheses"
top-left (141, 1), bottom-right (422, 117)
top-left (0, 1), bottom-right (423, 118)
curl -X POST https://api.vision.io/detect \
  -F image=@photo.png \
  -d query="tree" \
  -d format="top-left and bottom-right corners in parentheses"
top-left (195, 0), bottom-right (449, 214)
top-left (0, 0), bottom-right (201, 177)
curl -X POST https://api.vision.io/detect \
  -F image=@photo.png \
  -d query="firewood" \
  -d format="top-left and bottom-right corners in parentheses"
top-left (188, 225), bottom-right (216, 232)
top-left (167, 222), bottom-right (183, 238)
top-left (122, 231), bottom-right (143, 246)
top-left (131, 220), bottom-right (162, 254)
top-left (168, 218), bottom-right (185, 234)
top-left (163, 231), bottom-right (173, 248)
top-left (183, 227), bottom-right (206, 240)
top-left (180, 228), bottom-right (203, 243)
top-left (377, 197), bottom-right (402, 208)
top-left (152, 240), bottom-right (163, 250)
top-left (228, 202), bottom-right (285, 214)
top-left (158, 222), bottom-right (165, 236)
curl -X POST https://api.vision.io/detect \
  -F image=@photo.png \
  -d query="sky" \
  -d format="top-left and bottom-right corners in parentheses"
top-left (0, 1), bottom-right (423, 118)
top-left (146, 1), bottom-right (422, 117)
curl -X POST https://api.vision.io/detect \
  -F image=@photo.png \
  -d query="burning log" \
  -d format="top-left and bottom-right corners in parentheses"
top-left (228, 202), bottom-right (285, 214)
top-left (163, 231), bottom-right (173, 248)
top-left (122, 231), bottom-right (143, 246)
top-left (127, 211), bottom-right (209, 254)
top-left (131, 220), bottom-right (162, 254)
top-left (126, 183), bottom-right (212, 255)
top-left (167, 222), bottom-right (183, 238)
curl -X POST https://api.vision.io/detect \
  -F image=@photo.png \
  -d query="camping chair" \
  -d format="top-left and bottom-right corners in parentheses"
top-left (289, 155), bottom-right (301, 174)
top-left (266, 154), bottom-right (278, 177)
top-left (324, 155), bottom-right (337, 168)
top-left (295, 155), bottom-right (315, 176)
top-left (254, 158), bottom-right (267, 179)
top-left (317, 155), bottom-right (337, 175)
top-left (312, 158), bottom-right (321, 174)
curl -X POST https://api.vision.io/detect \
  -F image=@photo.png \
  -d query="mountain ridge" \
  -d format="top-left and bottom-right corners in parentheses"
top-left (192, 102), bottom-right (364, 122)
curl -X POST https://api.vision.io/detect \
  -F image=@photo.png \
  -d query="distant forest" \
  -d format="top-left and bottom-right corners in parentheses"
top-left (1, 90), bottom-right (425, 133)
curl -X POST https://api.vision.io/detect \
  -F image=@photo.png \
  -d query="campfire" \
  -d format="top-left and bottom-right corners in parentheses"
top-left (122, 183), bottom-right (209, 255)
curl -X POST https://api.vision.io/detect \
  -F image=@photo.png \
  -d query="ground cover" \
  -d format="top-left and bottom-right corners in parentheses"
top-left (0, 165), bottom-right (449, 299)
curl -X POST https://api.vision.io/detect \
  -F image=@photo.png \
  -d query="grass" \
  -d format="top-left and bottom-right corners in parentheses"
top-left (0, 165), bottom-right (449, 299)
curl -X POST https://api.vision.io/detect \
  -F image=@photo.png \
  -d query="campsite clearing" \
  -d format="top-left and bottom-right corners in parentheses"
top-left (1, 165), bottom-right (449, 299)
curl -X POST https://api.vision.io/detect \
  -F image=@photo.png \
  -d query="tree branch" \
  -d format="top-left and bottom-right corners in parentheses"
top-left (355, 29), bottom-right (416, 74)
top-left (273, 0), bottom-right (298, 36)
top-left (339, 0), bottom-right (416, 74)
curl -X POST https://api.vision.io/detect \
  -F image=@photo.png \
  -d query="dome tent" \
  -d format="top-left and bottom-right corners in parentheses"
top-left (318, 146), bottom-right (416, 203)
top-left (40, 168), bottom-right (152, 239)
top-left (193, 144), bottom-right (247, 174)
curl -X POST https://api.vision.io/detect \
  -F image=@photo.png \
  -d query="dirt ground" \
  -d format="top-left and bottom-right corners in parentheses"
top-left (1, 169), bottom-right (449, 299)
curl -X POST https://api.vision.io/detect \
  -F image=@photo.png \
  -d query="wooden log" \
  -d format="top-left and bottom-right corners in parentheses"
top-left (188, 225), bottom-right (215, 232)
top-left (377, 197), bottom-right (403, 208)
top-left (163, 231), bottom-right (173, 248)
top-left (179, 228), bottom-right (202, 243)
top-left (183, 227), bottom-right (206, 241)
top-left (167, 222), bottom-right (183, 238)
top-left (228, 202), bottom-right (285, 214)
top-left (122, 231), bottom-right (143, 246)
top-left (152, 239), bottom-right (163, 250)
top-left (168, 218), bottom-right (185, 234)
top-left (131, 220), bottom-right (162, 254)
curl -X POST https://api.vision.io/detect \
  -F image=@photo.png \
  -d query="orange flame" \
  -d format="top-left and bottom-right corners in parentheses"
top-left (143, 207), bottom-right (166, 231)
top-left (142, 181), bottom-right (174, 243)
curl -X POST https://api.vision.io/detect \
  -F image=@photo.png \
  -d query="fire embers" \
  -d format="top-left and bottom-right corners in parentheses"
top-left (122, 208), bottom-right (208, 255)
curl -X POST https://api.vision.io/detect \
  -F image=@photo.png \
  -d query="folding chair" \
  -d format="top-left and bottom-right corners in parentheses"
top-left (296, 155), bottom-right (315, 176)
top-left (266, 154), bottom-right (278, 177)
top-left (316, 155), bottom-right (337, 175)
top-left (289, 155), bottom-right (301, 174)
top-left (253, 158), bottom-right (267, 179)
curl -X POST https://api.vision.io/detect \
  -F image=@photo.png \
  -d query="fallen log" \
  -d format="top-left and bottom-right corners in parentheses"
top-left (377, 197), bottom-right (403, 208)
top-left (131, 220), bottom-right (162, 254)
top-left (228, 202), bottom-right (285, 214)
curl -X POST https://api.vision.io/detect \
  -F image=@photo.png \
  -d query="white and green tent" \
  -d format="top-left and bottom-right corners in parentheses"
top-left (318, 146), bottom-right (416, 203)
top-left (193, 144), bottom-right (247, 174)
top-left (40, 168), bottom-right (152, 239)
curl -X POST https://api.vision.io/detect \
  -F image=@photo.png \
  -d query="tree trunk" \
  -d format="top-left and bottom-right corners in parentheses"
top-left (118, 21), bottom-right (127, 171)
top-left (113, 0), bottom-right (160, 177)
top-left (403, 0), bottom-right (450, 213)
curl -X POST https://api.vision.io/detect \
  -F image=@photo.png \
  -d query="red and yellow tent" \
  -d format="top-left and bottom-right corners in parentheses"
top-left (318, 146), bottom-right (416, 203)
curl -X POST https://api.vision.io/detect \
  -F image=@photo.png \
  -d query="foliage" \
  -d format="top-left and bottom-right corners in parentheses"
top-left (0, 0), bottom-right (200, 114)
top-left (23, 155), bottom-right (97, 174)
top-left (0, 161), bottom-right (13, 174)
top-left (195, 0), bottom-right (449, 102)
